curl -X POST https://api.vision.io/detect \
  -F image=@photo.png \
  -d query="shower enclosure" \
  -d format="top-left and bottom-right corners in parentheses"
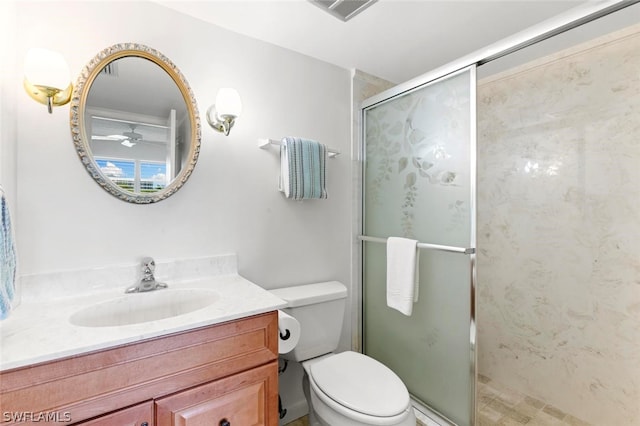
top-left (474, 16), bottom-right (640, 426)
top-left (358, 3), bottom-right (638, 425)
top-left (361, 67), bottom-right (477, 426)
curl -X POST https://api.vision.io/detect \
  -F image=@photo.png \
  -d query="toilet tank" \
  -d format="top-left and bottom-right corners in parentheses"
top-left (270, 281), bottom-right (347, 362)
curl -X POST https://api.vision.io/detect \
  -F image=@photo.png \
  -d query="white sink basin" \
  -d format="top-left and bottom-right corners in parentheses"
top-left (69, 288), bottom-right (219, 327)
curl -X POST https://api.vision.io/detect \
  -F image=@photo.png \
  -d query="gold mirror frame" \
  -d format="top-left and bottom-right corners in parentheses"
top-left (70, 43), bottom-right (201, 204)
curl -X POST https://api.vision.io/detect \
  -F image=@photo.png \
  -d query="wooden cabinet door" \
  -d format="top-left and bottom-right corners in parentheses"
top-left (74, 401), bottom-right (154, 426)
top-left (155, 362), bottom-right (278, 426)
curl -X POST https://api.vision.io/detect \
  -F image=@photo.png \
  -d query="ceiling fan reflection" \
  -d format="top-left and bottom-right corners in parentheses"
top-left (91, 124), bottom-right (164, 148)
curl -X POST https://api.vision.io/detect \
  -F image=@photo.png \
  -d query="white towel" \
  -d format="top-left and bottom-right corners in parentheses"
top-left (386, 237), bottom-right (419, 316)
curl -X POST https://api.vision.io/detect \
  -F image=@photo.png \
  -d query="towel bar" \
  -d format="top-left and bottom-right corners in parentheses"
top-left (358, 235), bottom-right (475, 254)
top-left (258, 138), bottom-right (340, 158)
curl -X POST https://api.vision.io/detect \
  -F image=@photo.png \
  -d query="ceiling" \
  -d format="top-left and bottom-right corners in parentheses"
top-left (155, 0), bottom-right (589, 84)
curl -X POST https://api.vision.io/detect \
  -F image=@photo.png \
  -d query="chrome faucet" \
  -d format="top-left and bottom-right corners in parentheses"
top-left (125, 257), bottom-right (168, 293)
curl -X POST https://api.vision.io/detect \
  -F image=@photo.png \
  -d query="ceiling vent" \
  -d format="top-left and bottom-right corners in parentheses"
top-left (309, 0), bottom-right (378, 22)
top-left (99, 62), bottom-right (118, 77)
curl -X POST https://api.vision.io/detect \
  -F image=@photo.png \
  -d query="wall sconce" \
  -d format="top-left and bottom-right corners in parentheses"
top-left (23, 48), bottom-right (72, 114)
top-left (206, 88), bottom-right (242, 136)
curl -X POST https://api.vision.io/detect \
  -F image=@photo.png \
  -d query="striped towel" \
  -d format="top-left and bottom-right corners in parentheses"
top-left (279, 137), bottom-right (328, 200)
top-left (0, 185), bottom-right (17, 320)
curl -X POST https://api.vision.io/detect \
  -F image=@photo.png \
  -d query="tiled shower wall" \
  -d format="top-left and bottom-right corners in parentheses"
top-left (477, 24), bottom-right (640, 425)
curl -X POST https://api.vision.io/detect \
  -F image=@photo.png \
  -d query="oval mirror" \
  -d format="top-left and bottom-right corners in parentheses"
top-left (70, 43), bottom-right (201, 203)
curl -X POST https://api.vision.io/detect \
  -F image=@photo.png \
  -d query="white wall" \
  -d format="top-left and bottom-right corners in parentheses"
top-left (12, 0), bottom-right (351, 282)
top-left (1, 0), bottom-right (18, 208)
top-left (10, 0), bottom-right (352, 336)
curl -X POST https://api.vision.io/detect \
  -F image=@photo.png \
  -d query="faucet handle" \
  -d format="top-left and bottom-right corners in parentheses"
top-left (141, 256), bottom-right (156, 273)
top-left (125, 257), bottom-right (167, 293)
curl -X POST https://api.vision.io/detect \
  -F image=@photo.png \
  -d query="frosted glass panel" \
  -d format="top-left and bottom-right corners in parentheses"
top-left (363, 68), bottom-right (475, 425)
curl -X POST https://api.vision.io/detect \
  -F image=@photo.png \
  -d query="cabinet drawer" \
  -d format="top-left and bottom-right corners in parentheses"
top-left (73, 401), bottom-right (154, 426)
top-left (155, 361), bottom-right (278, 426)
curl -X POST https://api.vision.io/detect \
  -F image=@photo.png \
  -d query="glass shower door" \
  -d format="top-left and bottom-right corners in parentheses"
top-left (362, 67), bottom-right (476, 426)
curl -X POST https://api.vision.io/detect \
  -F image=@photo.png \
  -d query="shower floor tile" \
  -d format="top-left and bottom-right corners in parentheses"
top-left (478, 376), bottom-right (593, 425)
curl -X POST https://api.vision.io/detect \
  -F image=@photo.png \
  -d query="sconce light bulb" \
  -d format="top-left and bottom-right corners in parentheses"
top-left (207, 88), bottom-right (241, 136)
top-left (23, 48), bottom-right (73, 113)
top-left (24, 48), bottom-right (71, 91)
top-left (215, 88), bottom-right (242, 118)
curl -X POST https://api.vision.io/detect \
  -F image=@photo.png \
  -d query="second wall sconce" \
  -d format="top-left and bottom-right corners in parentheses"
top-left (206, 88), bottom-right (242, 136)
top-left (23, 48), bottom-right (72, 114)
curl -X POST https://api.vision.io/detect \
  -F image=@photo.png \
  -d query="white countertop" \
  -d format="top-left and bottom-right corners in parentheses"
top-left (0, 256), bottom-right (286, 371)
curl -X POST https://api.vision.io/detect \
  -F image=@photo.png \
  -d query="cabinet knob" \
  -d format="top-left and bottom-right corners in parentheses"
top-left (219, 419), bottom-right (231, 426)
top-left (141, 423), bottom-right (149, 426)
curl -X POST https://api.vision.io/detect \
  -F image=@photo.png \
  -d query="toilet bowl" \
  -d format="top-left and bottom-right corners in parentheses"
top-left (271, 282), bottom-right (416, 426)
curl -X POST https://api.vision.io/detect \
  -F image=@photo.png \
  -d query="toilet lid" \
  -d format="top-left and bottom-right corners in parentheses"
top-left (310, 351), bottom-right (409, 417)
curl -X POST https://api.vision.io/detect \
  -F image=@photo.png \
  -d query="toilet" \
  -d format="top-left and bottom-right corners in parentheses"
top-left (271, 281), bottom-right (416, 426)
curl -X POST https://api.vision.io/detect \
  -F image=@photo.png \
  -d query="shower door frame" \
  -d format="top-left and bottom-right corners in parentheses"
top-left (360, 0), bottom-right (633, 112)
top-left (360, 65), bottom-right (477, 425)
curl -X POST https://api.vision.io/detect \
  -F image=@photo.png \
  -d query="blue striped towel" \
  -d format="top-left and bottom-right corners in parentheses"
top-left (279, 137), bottom-right (328, 200)
top-left (0, 185), bottom-right (17, 320)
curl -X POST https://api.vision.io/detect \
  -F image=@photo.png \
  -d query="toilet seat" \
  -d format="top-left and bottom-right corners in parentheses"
top-left (307, 351), bottom-right (411, 424)
top-left (309, 376), bottom-right (413, 425)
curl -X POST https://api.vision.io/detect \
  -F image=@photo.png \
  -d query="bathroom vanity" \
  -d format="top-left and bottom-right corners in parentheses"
top-left (0, 255), bottom-right (286, 425)
top-left (1, 312), bottom-right (278, 425)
